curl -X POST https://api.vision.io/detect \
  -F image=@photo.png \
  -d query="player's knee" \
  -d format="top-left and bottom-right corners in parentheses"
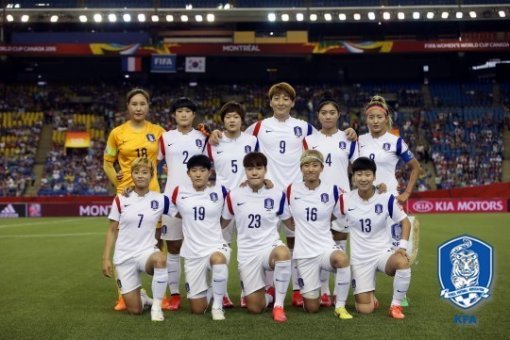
top-left (395, 254), bottom-right (410, 270)
top-left (332, 231), bottom-right (348, 241)
top-left (331, 252), bottom-right (349, 268)
top-left (247, 303), bottom-right (264, 314)
top-left (127, 306), bottom-right (143, 315)
top-left (303, 301), bottom-right (320, 313)
top-left (190, 304), bottom-right (207, 314)
top-left (273, 246), bottom-right (291, 261)
top-left (355, 302), bottom-right (375, 314)
top-left (153, 252), bottom-right (166, 268)
top-left (167, 240), bottom-right (182, 254)
top-left (210, 252), bottom-right (227, 265)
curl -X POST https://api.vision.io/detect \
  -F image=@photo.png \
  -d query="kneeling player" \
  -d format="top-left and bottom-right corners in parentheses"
top-left (287, 150), bottom-right (353, 319)
top-left (333, 157), bottom-right (411, 319)
top-left (221, 152), bottom-right (292, 322)
top-left (169, 155), bottom-right (231, 320)
top-left (102, 158), bottom-right (169, 321)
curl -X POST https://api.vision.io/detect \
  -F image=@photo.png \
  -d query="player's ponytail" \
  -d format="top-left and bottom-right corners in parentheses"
top-left (364, 95), bottom-right (393, 130)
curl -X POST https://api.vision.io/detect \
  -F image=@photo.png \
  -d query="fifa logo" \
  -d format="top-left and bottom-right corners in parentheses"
top-left (438, 235), bottom-right (493, 309)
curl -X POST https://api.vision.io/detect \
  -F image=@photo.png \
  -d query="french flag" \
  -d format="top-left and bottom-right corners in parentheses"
top-left (122, 56), bottom-right (142, 72)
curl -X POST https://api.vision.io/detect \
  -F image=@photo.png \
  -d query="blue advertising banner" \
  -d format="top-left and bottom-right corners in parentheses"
top-left (150, 54), bottom-right (176, 73)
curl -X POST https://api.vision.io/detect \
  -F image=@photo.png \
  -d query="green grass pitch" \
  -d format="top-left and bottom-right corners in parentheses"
top-left (0, 213), bottom-right (508, 339)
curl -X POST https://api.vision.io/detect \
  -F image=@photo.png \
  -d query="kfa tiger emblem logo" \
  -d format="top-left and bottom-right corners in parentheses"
top-left (438, 235), bottom-right (493, 309)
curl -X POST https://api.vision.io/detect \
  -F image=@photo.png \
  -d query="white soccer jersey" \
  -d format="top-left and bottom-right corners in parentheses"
top-left (108, 191), bottom-right (170, 265)
top-left (303, 130), bottom-right (356, 192)
top-left (170, 184), bottom-right (227, 259)
top-left (222, 186), bottom-right (290, 263)
top-left (246, 117), bottom-right (315, 190)
top-left (287, 181), bottom-right (339, 259)
top-left (158, 129), bottom-right (207, 194)
top-left (355, 132), bottom-right (415, 195)
top-left (205, 132), bottom-right (259, 190)
top-left (334, 191), bottom-right (407, 265)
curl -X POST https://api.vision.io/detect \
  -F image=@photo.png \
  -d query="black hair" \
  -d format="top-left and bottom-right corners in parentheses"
top-left (171, 97), bottom-right (197, 113)
top-left (219, 101), bottom-right (246, 122)
top-left (243, 152), bottom-right (267, 168)
top-left (351, 157), bottom-right (377, 175)
top-left (317, 91), bottom-right (340, 113)
top-left (186, 154), bottom-right (212, 170)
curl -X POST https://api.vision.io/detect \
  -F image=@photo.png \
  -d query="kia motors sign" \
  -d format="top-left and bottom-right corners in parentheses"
top-left (407, 198), bottom-right (508, 214)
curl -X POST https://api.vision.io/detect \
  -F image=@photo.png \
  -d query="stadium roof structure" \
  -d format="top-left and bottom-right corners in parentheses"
top-left (1, 1), bottom-right (510, 24)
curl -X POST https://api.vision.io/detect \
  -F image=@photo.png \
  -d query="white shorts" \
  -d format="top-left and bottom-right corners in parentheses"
top-left (184, 245), bottom-right (231, 299)
top-left (331, 219), bottom-right (349, 233)
top-left (115, 248), bottom-right (159, 294)
top-left (351, 250), bottom-right (393, 295)
top-left (161, 215), bottom-right (183, 241)
top-left (222, 219), bottom-right (236, 244)
top-left (238, 240), bottom-right (285, 296)
top-left (296, 246), bottom-right (341, 295)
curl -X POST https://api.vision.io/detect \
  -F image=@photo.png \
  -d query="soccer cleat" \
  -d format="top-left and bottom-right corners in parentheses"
top-left (266, 286), bottom-right (275, 307)
top-left (240, 296), bottom-right (247, 308)
top-left (114, 296), bottom-right (127, 311)
top-left (334, 307), bottom-right (353, 320)
top-left (211, 308), bottom-right (226, 321)
top-left (291, 290), bottom-right (303, 307)
top-left (388, 305), bottom-right (405, 319)
top-left (223, 295), bottom-right (234, 309)
top-left (140, 289), bottom-right (153, 308)
top-left (401, 295), bottom-right (409, 307)
top-left (151, 307), bottom-right (164, 322)
top-left (272, 306), bottom-right (287, 323)
top-left (162, 294), bottom-right (181, 311)
top-left (320, 293), bottom-right (332, 307)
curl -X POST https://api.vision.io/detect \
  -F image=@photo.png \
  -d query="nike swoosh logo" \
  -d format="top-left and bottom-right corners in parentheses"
top-left (237, 202), bottom-right (246, 206)
top-left (167, 143), bottom-right (174, 147)
top-left (360, 145), bottom-right (366, 148)
top-left (124, 204), bottom-right (130, 207)
top-left (397, 290), bottom-right (406, 293)
top-left (156, 281), bottom-right (166, 284)
top-left (294, 197), bottom-right (301, 200)
top-left (265, 129), bottom-right (273, 133)
top-left (348, 208), bottom-right (355, 211)
top-left (312, 146), bottom-right (319, 149)
top-left (217, 151), bottom-right (223, 154)
top-left (181, 196), bottom-right (189, 199)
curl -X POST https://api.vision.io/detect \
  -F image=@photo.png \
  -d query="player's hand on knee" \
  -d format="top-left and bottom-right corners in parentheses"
top-left (395, 248), bottom-right (409, 262)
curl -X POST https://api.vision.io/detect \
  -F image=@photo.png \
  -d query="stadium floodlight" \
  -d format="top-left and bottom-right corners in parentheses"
top-left (166, 14), bottom-right (174, 22)
top-left (469, 11), bottom-right (476, 18)
top-left (441, 11), bottom-right (449, 19)
top-left (368, 12), bottom-right (376, 21)
top-left (296, 13), bottom-right (304, 21)
top-left (93, 13), bottom-right (102, 23)
top-left (195, 14), bottom-right (203, 22)
top-left (151, 15), bottom-right (159, 22)
top-left (138, 13), bottom-right (146, 22)
top-left (50, 15), bottom-right (58, 23)
top-left (398, 12), bottom-right (405, 20)
top-left (324, 13), bottom-right (332, 21)
top-left (383, 12), bottom-right (390, 20)
top-left (456, 11), bottom-right (463, 19)
top-left (353, 13), bottom-right (361, 21)
top-left (79, 15), bottom-right (88, 23)
top-left (108, 13), bottom-right (117, 23)
top-left (310, 13), bottom-right (318, 21)
top-left (206, 13), bottom-right (215, 22)
top-left (6, 14), bottom-right (14, 22)
top-left (224, 3), bottom-right (231, 10)
top-left (181, 14), bottom-right (189, 22)
top-left (123, 13), bottom-right (131, 22)
top-left (338, 13), bottom-right (347, 21)
top-left (268, 13), bottom-right (276, 22)
top-left (426, 12), bottom-right (434, 19)
top-left (21, 14), bottom-right (29, 23)
top-left (281, 13), bottom-right (289, 22)
top-left (498, 10), bottom-right (506, 18)
top-left (412, 12), bottom-right (420, 19)
top-left (185, 4), bottom-right (193, 10)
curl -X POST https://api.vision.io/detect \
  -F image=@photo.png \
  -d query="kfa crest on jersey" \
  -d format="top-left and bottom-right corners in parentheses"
top-left (244, 145), bottom-right (252, 153)
top-left (146, 134), bottom-right (156, 142)
top-left (195, 139), bottom-right (203, 148)
top-left (320, 193), bottom-right (329, 203)
top-left (438, 235), bottom-right (493, 309)
top-left (151, 200), bottom-right (159, 210)
top-left (210, 192), bottom-right (218, 202)
top-left (375, 203), bottom-right (383, 214)
top-left (382, 142), bottom-right (391, 151)
top-left (339, 141), bottom-right (346, 150)
top-left (293, 126), bottom-right (302, 137)
top-left (264, 198), bottom-right (274, 210)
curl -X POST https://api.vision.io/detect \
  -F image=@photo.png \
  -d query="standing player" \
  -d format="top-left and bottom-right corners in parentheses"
top-left (158, 97), bottom-right (207, 311)
top-left (169, 155), bottom-right (230, 320)
top-left (102, 158), bottom-right (169, 321)
top-left (221, 152), bottom-right (292, 322)
top-left (332, 157), bottom-right (412, 319)
top-left (205, 101), bottom-right (259, 307)
top-left (286, 150), bottom-right (353, 319)
top-left (103, 88), bottom-right (165, 311)
top-left (303, 94), bottom-right (356, 306)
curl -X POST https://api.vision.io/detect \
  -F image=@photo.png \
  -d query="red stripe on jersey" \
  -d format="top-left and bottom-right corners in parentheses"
top-left (158, 136), bottom-right (165, 157)
top-left (339, 194), bottom-right (345, 215)
top-left (226, 192), bottom-right (234, 215)
top-left (171, 186), bottom-right (179, 205)
top-left (286, 184), bottom-right (292, 205)
top-left (114, 195), bottom-right (121, 214)
top-left (252, 121), bottom-right (262, 137)
top-left (303, 138), bottom-right (309, 150)
top-left (206, 143), bottom-right (214, 161)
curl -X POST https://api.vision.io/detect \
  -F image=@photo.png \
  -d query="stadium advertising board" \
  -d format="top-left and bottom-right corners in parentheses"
top-left (408, 198), bottom-right (507, 214)
top-left (24, 203), bottom-right (111, 217)
top-left (0, 203), bottom-right (26, 218)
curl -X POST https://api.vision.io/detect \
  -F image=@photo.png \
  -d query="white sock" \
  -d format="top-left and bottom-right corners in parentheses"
top-left (152, 268), bottom-right (167, 308)
top-left (265, 292), bottom-right (274, 307)
top-left (392, 268), bottom-right (411, 306)
top-left (212, 264), bottom-right (228, 310)
top-left (290, 249), bottom-right (299, 290)
top-left (265, 270), bottom-right (274, 289)
top-left (335, 266), bottom-right (351, 308)
top-left (335, 240), bottom-right (347, 253)
top-left (167, 253), bottom-right (181, 295)
top-left (273, 260), bottom-right (291, 308)
top-left (320, 269), bottom-right (331, 296)
top-left (207, 287), bottom-right (213, 304)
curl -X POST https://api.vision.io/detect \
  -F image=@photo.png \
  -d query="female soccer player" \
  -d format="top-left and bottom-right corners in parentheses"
top-left (332, 157), bottom-right (412, 319)
top-left (168, 155), bottom-right (230, 321)
top-left (103, 88), bottom-right (165, 311)
top-left (102, 158), bottom-right (169, 322)
top-left (286, 150), bottom-right (353, 319)
top-left (221, 152), bottom-right (292, 322)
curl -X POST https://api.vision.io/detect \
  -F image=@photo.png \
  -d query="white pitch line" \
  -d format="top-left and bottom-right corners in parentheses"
top-left (0, 218), bottom-right (103, 229)
top-left (0, 232), bottom-right (104, 239)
